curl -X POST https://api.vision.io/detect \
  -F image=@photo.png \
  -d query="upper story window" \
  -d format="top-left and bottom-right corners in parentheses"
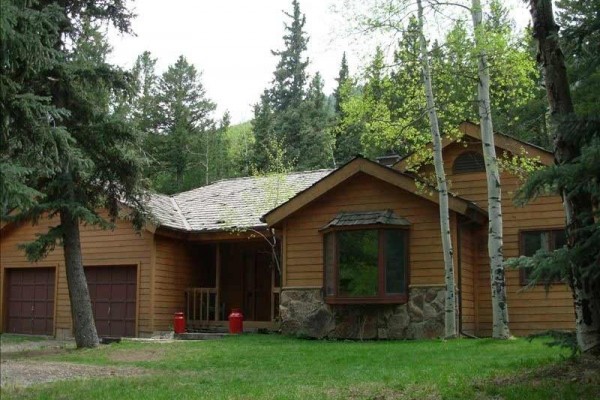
top-left (321, 211), bottom-right (409, 304)
top-left (452, 151), bottom-right (485, 174)
top-left (520, 229), bottom-right (566, 285)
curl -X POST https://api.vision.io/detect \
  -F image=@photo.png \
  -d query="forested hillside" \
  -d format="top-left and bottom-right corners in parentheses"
top-left (112, 0), bottom-right (595, 195)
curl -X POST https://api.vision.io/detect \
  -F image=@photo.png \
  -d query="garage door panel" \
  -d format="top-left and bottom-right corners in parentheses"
top-left (126, 284), bottom-right (136, 300)
top-left (85, 266), bottom-right (136, 338)
top-left (112, 285), bottom-right (126, 299)
top-left (126, 303), bottom-right (136, 319)
top-left (6, 268), bottom-right (55, 335)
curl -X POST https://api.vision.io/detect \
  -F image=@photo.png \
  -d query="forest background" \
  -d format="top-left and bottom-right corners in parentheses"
top-left (102, 0), bottom-right (598, 194)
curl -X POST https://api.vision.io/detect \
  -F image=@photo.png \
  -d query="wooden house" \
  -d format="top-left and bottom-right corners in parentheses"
top-left (0, 122), bottom-right (574, 339)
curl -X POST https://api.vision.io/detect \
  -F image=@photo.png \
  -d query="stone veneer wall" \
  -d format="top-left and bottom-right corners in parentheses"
top-left (279, 287), bottom-right (446, 339)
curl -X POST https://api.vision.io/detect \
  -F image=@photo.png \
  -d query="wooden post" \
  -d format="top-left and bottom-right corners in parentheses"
top-left (215, 243), bottom-right (221, 321)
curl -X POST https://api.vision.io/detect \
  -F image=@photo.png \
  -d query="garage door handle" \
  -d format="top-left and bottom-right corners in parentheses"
top-left (108, 306), bottom-right (111, 315)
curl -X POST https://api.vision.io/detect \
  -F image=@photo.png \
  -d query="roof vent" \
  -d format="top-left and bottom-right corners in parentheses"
top-left (452, 151), bottom-right (485, 174)
top-left (376, 153), bottom-right (401, 167)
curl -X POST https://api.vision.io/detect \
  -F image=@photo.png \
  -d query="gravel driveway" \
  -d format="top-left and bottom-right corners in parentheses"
top-left (0, 336), bottom-right (148, 388)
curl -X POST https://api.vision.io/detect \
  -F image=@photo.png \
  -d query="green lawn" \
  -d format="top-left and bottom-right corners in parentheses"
top-left (2, 334), bottom-right (598, 399)
top-left (0, 333), bottom-right (48, 344)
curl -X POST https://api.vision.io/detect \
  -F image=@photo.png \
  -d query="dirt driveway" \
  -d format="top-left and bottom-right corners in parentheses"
top-left (0, 336), bottom-right (148, 388)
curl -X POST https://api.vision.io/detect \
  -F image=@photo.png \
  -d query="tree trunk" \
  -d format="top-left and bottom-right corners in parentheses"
top-left (60, 207), bottom-right (99, 348)
top-left (416, 0), bottom-right (457, 339)
top-left (528, 0), bottom-right (600, 354)
top-left (471, 0), bottom-right (510, 339)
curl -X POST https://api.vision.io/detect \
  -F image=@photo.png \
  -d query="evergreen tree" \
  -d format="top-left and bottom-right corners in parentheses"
top-left (2, 0), bottom-right (146, 348)
top-left (149, 55), bottom-right (216, 193)
top-left (333, 54), bottom-right (363, 165)
top-left (299, 72), bottom-right (334, 170)
top-left (556, 0), bottom-right (600, 117)
top-left (333, 52), bottom-right (349, 115)
top-left (252, 0), bottom-right (332, 172)
top-left (520, 0), bottom-right (600, 355)
top-left (130, 51), bottom-right (160, 136)
top-left (0, 0), bottom-right (66, 215)
top-left (251, 91), bottom-right (279, 172)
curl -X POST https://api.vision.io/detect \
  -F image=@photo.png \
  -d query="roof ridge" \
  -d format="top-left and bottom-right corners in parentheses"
top-left (173, 168), bottom-right (335, 197)
top-left (170, 197), bottom-right (191, 231)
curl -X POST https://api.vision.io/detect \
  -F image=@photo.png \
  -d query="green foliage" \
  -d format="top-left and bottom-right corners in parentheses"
top-left (252, 0), bottom-right (333, 173)
top-left (140, 55), bottom-right (217, 194)
top-left (527, 330), bottom-right (580, 358)
top-left (0, 0), bottom-right (67, 215)
top-left (2, 1), bottom-right (148, 260)
top-left (512, 118), bottom-right (600, 290)
top-left (556, 0), bottom-right (600, 117)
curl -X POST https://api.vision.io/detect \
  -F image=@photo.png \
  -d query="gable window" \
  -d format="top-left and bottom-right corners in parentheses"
top-left (520, 229), bottom-right (566, 285)
top-left (452, 151), bottom-right (485, 174)
top-left (322, 211), bottom-right (409, 304)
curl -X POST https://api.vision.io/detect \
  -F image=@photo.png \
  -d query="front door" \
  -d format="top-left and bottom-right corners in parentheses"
top-left (243, 250), bottom-right (272, 321)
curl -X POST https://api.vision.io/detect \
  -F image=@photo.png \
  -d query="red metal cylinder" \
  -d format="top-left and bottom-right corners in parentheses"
top-left (173, 311), bottom-right (185, 334)
top-left (228, 308), bottom-right (244, 334)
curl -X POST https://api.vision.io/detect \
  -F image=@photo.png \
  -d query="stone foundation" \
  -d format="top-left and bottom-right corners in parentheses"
top-left (279, 287), bottom-right (445, 340)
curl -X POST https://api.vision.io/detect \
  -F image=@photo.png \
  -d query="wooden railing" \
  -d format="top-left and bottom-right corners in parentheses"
top-left (185, 287), bottom-right (218, 326)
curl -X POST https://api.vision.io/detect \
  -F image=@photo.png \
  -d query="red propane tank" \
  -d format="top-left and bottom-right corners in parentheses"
top-left (228, 308), bottom-right (244, 334)
top-left (173, 311), bottom-right (185, 334)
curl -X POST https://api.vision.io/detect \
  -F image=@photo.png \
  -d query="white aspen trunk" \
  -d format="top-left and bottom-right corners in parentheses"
top-left (416, 0), bottom-right (457, 339)
top-left (471, 0), bottom-right (510, 339)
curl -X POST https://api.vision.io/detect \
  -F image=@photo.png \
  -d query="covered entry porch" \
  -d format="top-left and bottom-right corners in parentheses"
top-left (184, 239), bottom-right (280, 331)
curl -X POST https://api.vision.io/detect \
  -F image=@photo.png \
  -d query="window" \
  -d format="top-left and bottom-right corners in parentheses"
top-left (452, 151), bottom-right (485, 174)
top-left (323, 228), bottom-right (408, 304)
top-left (520, 229), bottom-right (566, 284)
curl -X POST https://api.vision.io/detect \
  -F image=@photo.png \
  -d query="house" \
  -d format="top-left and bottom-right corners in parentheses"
top-left (0, 122), bottom-right (574, 339)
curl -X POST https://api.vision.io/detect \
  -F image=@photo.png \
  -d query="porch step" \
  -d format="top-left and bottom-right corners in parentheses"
top-left (175, 332), bottom-right (228, 340)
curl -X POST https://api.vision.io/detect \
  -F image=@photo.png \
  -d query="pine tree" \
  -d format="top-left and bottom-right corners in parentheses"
top-left (251, 91), bottom-right (278, 172)
top-left (333, 53), bottom-right (363, 165)
top-left (3, 0), bottom-right (146, 348)
top-left (252, 0), bottom-right (332, 172)
top-left (523, 0), bottom-right (600, 355)
top-left (333, 52), bottom-right (349, 115)
top-left (299, 72), bottom-right (334, 170)
top-left (150, 55), bottom-right (216, 193)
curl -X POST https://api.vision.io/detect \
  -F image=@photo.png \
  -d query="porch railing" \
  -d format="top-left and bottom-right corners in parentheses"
top-left (185, 287), bottom-right (218, 327)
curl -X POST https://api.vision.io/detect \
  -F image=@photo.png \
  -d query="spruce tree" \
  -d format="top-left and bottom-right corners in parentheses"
top-left (150, 55), bottom-right (216, 193)
top-left (252, 0), bottom-right (332, 172)
top-left (2, 0), bottom-right (146, 348)
top-left (333, 53), bottom-right (362, 165)
top-left (299, 73), bottom-right (334, 170)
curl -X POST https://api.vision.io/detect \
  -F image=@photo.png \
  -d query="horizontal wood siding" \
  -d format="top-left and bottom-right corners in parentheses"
top-left (0, 215), bottom-right (153, 336)
top-left (443, 142), bottom-right (575, 336)
top-left (152, 236), bottom-right (195, 331)
top-left (284, 172), bottom-right (450, 288)
top-left (459, 224), bottom-right (478, 335)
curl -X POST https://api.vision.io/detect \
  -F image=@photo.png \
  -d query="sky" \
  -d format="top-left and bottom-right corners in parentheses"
top-left (107, 0), bottom-right (531, 125)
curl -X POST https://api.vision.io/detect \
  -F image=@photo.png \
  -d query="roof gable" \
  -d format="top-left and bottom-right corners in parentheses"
top-left (393, 121), bottom-right (554, 172)
top-left (262, 157), bottom-right (487, 227)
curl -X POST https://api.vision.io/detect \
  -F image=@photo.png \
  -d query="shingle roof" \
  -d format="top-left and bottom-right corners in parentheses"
top-left (147, 169), bottom-right (333, 232)
top-left (319, 210), bottom-right (411, 231)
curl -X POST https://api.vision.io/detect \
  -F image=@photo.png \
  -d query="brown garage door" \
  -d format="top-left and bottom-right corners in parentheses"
top-left (6, 268), bottom-right (55, 335)
top-left (85, 266), bottom-right (136, 337)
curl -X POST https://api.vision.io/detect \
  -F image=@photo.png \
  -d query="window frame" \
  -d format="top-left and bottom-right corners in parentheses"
top-left (518, 228), bottom-right (566, 285)
top-left (322, 225), bottom-right (409, 305)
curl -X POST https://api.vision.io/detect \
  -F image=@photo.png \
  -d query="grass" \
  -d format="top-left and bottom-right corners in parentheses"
top-left (0, 333), bottom-right (48, 344)
top-left (2, 334), bottom-right (598, 399)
